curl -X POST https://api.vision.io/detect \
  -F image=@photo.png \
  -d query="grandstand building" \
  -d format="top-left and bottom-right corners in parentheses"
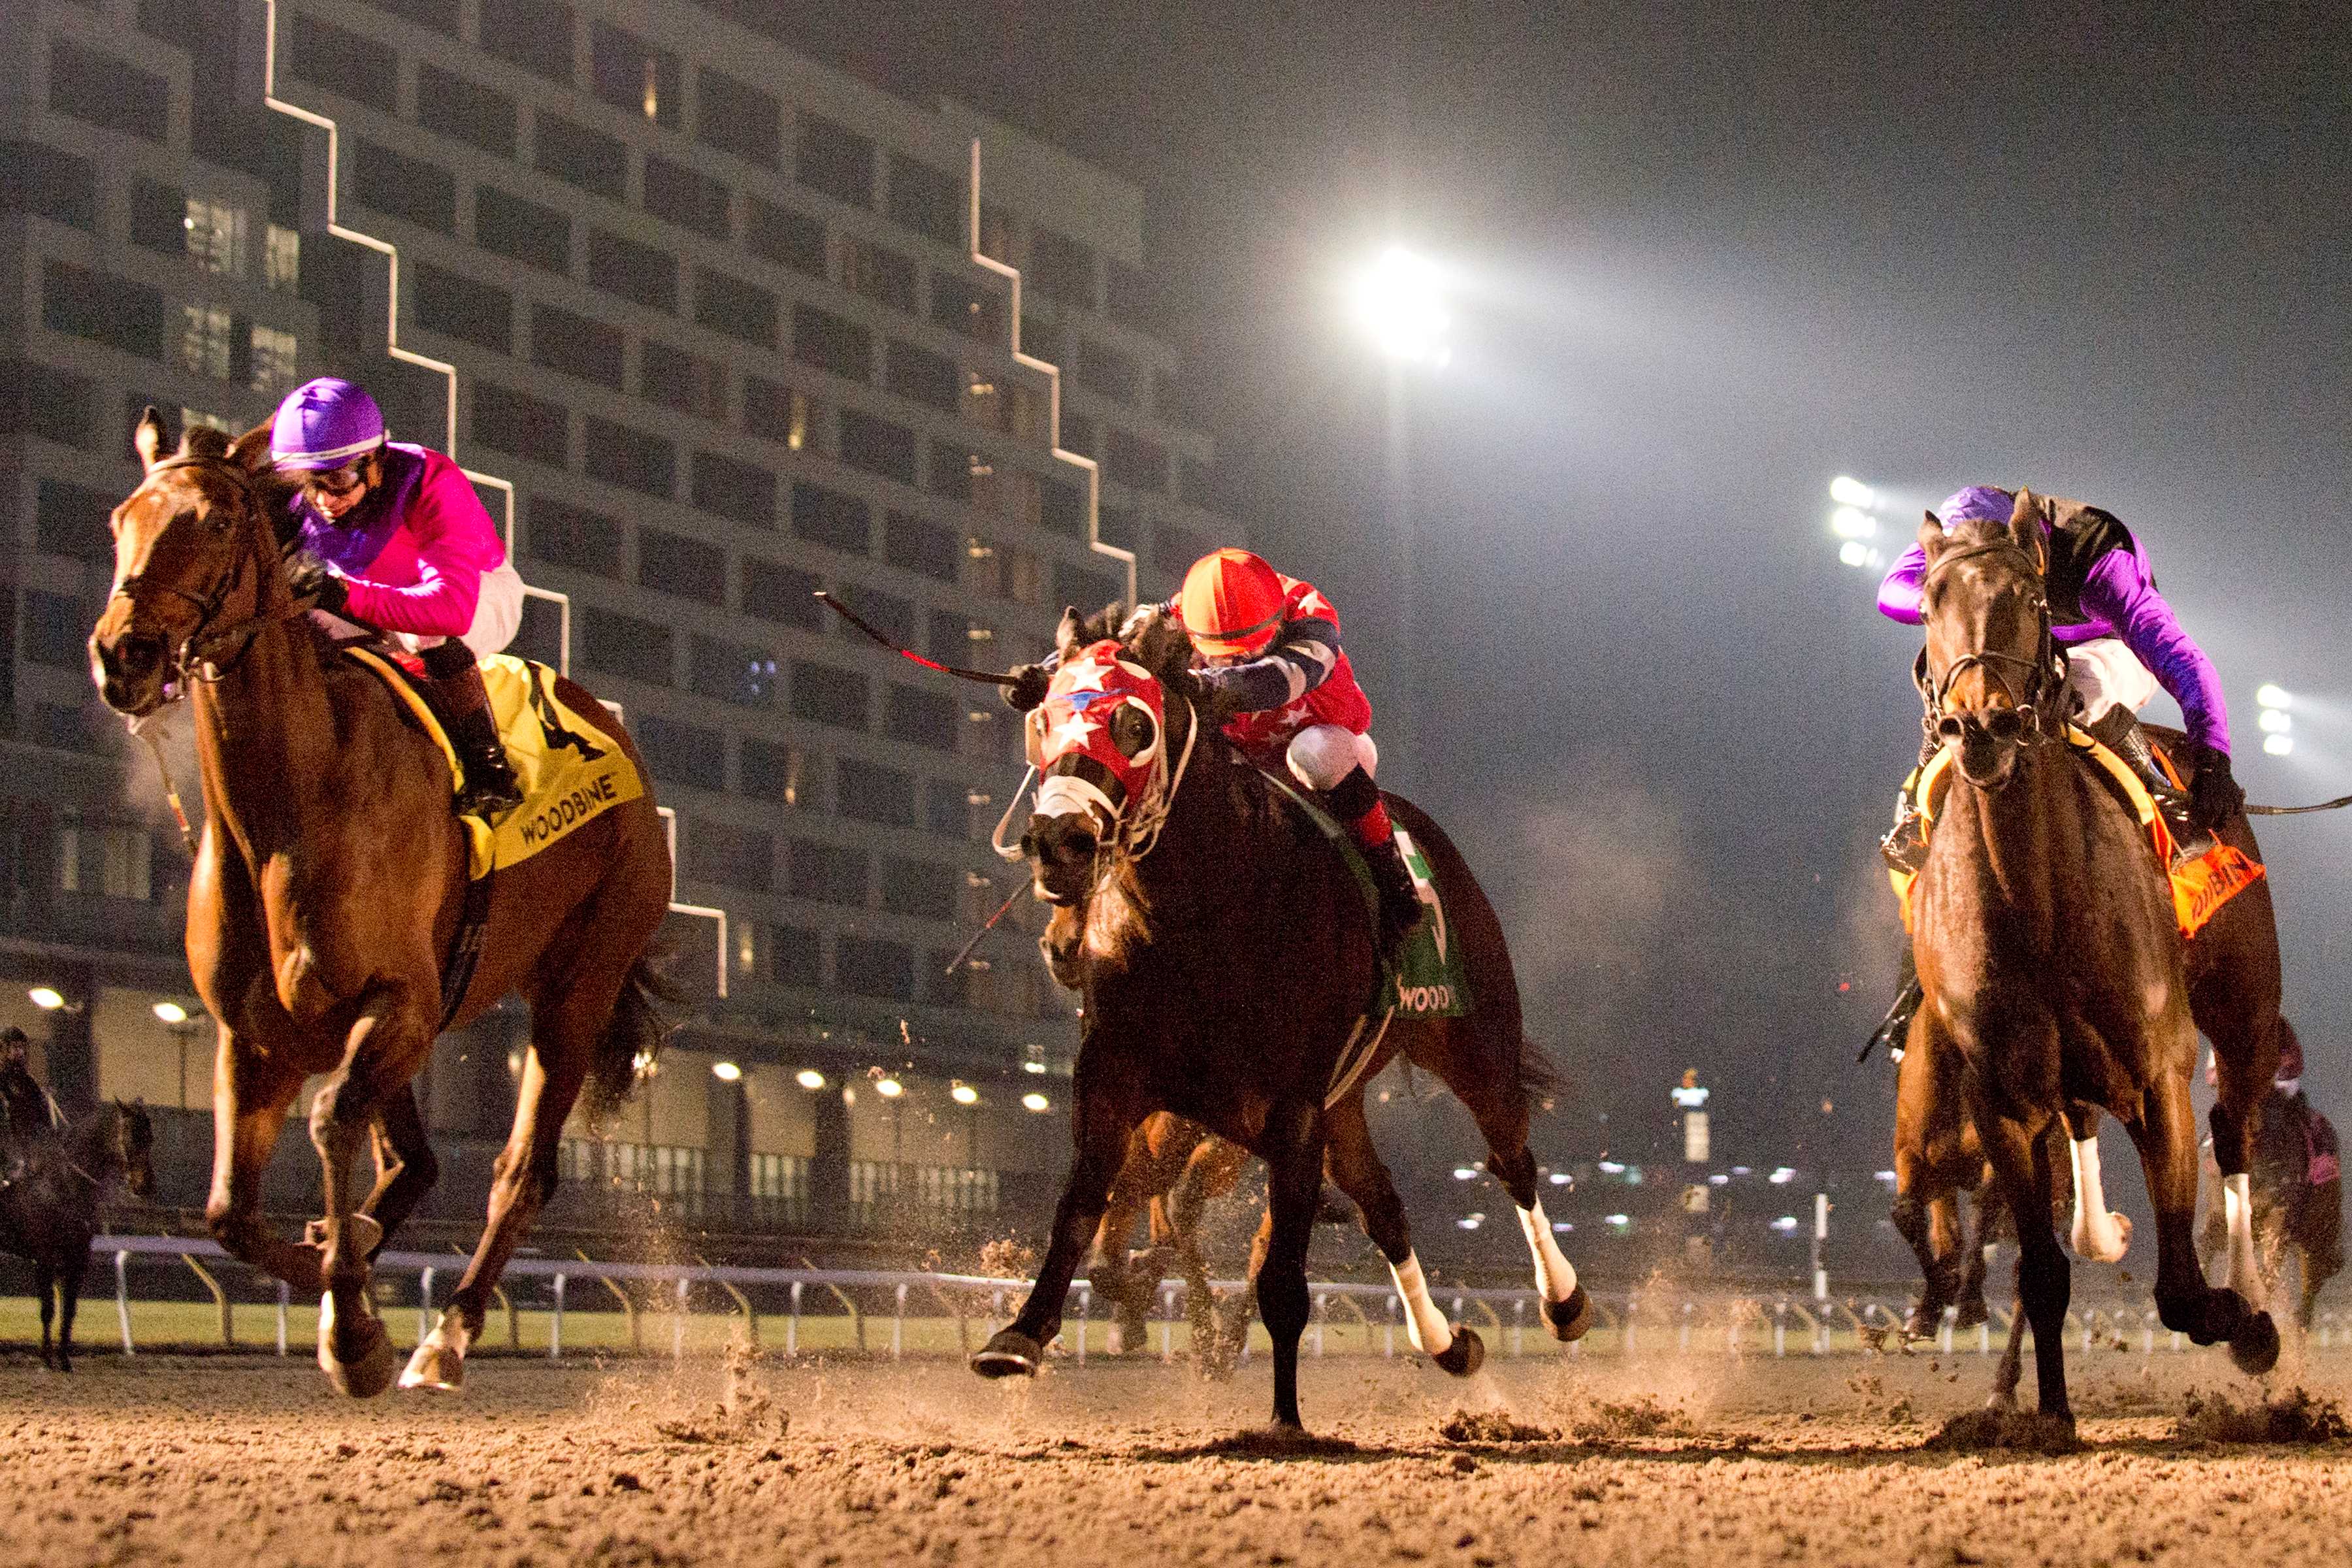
top-left (0, 0), bottom-right (1241, 1245)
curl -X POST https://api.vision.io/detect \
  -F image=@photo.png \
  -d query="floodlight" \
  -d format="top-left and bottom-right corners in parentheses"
top-left (1829, 476), bottom-right (1876, 508)
top-left (1351, 246), bottom-right (1450, 365)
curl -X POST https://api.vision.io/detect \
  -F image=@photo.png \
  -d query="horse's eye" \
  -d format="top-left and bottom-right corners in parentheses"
top-left (1108, 702), bottom-right (1158, 760)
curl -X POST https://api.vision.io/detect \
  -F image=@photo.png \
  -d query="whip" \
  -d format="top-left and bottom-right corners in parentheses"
top-left (815, 591), bottom-right (1022, 687)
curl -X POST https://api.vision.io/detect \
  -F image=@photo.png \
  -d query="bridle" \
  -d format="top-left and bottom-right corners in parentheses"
top-left (996, 654), bottom-right (1203, 872)
top-left (108, 453), bottom-right (289, 683)
top-left (1915, 538), bottom-right (2068, 770)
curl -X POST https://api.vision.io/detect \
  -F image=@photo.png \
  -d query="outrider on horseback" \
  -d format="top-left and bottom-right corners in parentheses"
top-left (968, 551), bottom-right (1590, 1430)
top-left (88, 399), bottom-right (675, 1398)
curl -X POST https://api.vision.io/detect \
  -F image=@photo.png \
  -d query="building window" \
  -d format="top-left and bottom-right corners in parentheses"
top-left (183, 197), bottom-right (248, 277)
top-left (788, 838), bottom-right (868, 905)
top-left (848, 1158), bottom-right (899, 1211)
top-left (529, 304), bottom-right (623, 390)
top-left (789, 662), bottom-right (868, 730)
top-left (748, 1153), bottom-right (809, 1221)
top-left (587, 229), bottom-right (678, 312)
top-left (743, 376), bottom-right (815, 451)
top-left (589, 22), bottom-right (678, 127)
top-left (886, 154), bottom-right (961, 248)
top-left (2, 141), bottom-right (97, 231)
top-left (642, 340), bottom-right (727, 422)
top-left (354, 139), bottom-right (456, 233)
top-left (418, 65), bottom-right (517, 157)
top-left (582, 608), bottom-right (674, 686)
top-left (885, 342), bottom-right (959, 412)
top-left (682, 819), bottom-right (772, 890)
top-left (1079, 338), bottom-right (1139, 404)
top-left (0, 361), bottom-right (94, 448)
top-left (36, 478), bottom-right (122, 563)
top-left (740, 740), bottom-right (804, 808)
top-left (536, 114), bottom-right (627, 203)
top-left (696, 67), bottom-right (779, 167)
top-left (881, 857), bottom-right (953, 920)
top-left (289, 13), bottom-right (395, 112)
top-left (1040, 476), bottom-right (1085, 536)
top-left (837, 759), bottom-right (914, 828)
top-left (928, 442), bottom-right (972, 502)
top-left (527, 497), bottom-right (621, 578)
top-left (885, 684), bottom-right (958, 753)
top-left (472, 380), bottom-right (568, 466)
top-left (481, 0), bottom-right (576, 85)
top-left (740, 559), bottom-right (823, 630)
top-left (930, 276), bottom-right (1002, 342)
top-left (645, 155), bottom-right (730, 242)
top-left (745, 197), bottom-right (825, 278)
top-left (1106, 427), bottom-right (1169, 495)
top-left (48, 41), bottom-right (167, 143)
top-left (248, 325), bottom-right (299, 393)
top-left (23, 591), bottom-right (91, 668)
top-left (838, 238), bottom-right (916, 312)
top-left (789, 483), bottom-right (869, 555)
top-left (694, 267), bottom-right (776, 347)
top-left (640, 527), bottom-right (728, 606)
top-left (836, 936), bottom-right (911, 1000)
top-left (414, 261), bottom-right (512, 353)
top-left (635, 715), bottom-right (724, 791)
top-left (838, 410), bottom-right (916, 485)
top-left (264, 225), bottom-right (301, 293)
top-left (796, 116), bottom-right (874, 208)
top-left (476, 186), bottom-right (570, 274)
top-left (176, 304), bottom-right (233, 379)
top-left (44, 263), bottom-right (165, 361)
top-left (792, 306), bottom-right (870, 382)
top-left (884, 512), bottom-right (958, 583)
top-left (1028, 227), bottom-right (1096, 306)
top-left (582, 416), bottom-right (676, 498)
top-left (687, 634), bottom-right (777, 707)
top-left (690, 449), bottom-right (776, 528)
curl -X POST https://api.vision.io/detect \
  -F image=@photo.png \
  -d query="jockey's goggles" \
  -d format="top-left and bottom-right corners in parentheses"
top-left (300, 460), bottom-right (372, 502)
top-left (1029, 640), bottom-right (1166, 826)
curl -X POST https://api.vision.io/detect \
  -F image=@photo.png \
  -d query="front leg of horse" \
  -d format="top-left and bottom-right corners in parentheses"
top-left (204, 1043), bottom-right (323, 1297)
top-left (310, 981), bottom-right (431, 1399)
top-left (1891, 1187), bottom-right (1959, 1339)
top-left (2064, 1108), bottom-right (2132, 1264)
top-left (973, 1080), bottom-right (1139, 1378)
top-left (2131, 1066), bottom-right (2276, 1373)
top-left (1255, 1100), bottom-right (1327, 1430)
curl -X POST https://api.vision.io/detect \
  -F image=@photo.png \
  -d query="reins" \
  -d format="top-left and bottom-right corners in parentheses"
top-left (1916, 539), bottom-right (2068, 753)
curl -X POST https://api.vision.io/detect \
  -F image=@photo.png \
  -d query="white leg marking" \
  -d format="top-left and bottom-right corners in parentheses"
top-left (2068, 1137), bottom-right (2131, 1263)
top-left (1518, 1200), bottom-right (1580, 1302)
top-left (2224, 1171), bottom-right (2268, 1309)
top-left (1388, 1251), bottom-right (1453, 1354)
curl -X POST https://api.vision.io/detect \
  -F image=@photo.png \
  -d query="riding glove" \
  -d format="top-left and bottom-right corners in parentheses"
top-left (286, 549), bottom-right (349, 616)
top-left (2189, 748), bottom-right (2246, 832)
top-left (1004, 663), bottom-right (1051, 713)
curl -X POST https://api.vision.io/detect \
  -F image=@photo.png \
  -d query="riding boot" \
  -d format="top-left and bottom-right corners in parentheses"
top-left (1865, 948), bottom-right (1923, 1063)
top-left (1879, 728), bottom-right (1942, 875)
top-left (2083, 705), bottom-right (2209, 864)
top-left (421, 642), bottom-right (523, 821)
top-left (1327, 765), bottom-right (1424, 964)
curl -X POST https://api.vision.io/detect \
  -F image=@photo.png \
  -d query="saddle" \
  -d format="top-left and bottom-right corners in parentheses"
top-left (1888, 727), bottom-right (2264, 939)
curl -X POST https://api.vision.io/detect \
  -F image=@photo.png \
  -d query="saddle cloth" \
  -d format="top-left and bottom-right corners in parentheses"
top-left (342, 648), bottom-right (643, 879)
top-left (1887, 727), bottom-right (2264, 939)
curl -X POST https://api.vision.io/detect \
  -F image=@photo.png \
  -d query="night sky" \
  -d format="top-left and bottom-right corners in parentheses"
top-left (764, 3), bottom-right (2352, 1171)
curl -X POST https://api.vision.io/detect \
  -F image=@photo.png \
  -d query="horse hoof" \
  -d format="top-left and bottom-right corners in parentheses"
top-left (972, 1330), bottom-right (1046, 1379)
top-left (317, 1294), bottom-right (397, 1399)
top-left (400, 1310), bottom-right (472, 1393)
top-left (1953, 1300), bottom-right (1990, 1331)
top-left (2229, 1311), bottom-right (2281, 1377)
top-left (1431, 1326), bottom-right (1485, 1377)
top-left (1544, 1286), bottom-right (1592, 1344)
top-left (2072, 1212), bottom-right (2132, 1264)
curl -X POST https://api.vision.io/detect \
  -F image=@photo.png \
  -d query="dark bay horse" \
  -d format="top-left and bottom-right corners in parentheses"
top-left (971, 606), bottom-right (1589, 1429)
top-left (0, 1100), bottom-right (154, 1370)
top-left (88, 413), bottom-right (673, 1397)
top-left (1910, 497), bottom-right (2279, 1425)
top-left (2198, 1025), bottom-right (2342, 1333)
top-left (1086, 1112), bottom-right (1251, 1360)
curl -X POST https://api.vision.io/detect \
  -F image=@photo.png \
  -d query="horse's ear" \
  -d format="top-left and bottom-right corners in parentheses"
top-left (2007, 488), bottom-right (2050, 561)
top-left (1054, 605), bottom-right (1085, 661)
top-left (1918, 511), bottom-right (1947, 558)
top-left (226, 417), bottom-right (274, 472)
top-left (133, 406), bottom-right (169, 473)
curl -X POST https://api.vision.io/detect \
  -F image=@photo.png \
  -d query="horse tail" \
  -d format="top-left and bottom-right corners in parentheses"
top-left (586, 947), bottom-right (683, 1117)
top-left (1516, 1036), bottom-right (1565, 1114)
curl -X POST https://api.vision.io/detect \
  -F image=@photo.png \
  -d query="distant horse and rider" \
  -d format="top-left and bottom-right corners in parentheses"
top-left (2197, 1025), bottom-right (2343, 1334)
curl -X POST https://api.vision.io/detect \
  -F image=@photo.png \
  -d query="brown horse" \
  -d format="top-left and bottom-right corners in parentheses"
top-left (971, 606), bottom-right (1588, 1430)
top-left (88, 412), bottom-right (673, 1397)
top-left (1910, 497), bottom-right (2279, 1426)
top-left (2198, 1028), bottom-right (2343, 1333)
top-left (0, 1100), bottom-right (154, 1371)
top-left (1085, 1113), bottom-right (1251, 1360)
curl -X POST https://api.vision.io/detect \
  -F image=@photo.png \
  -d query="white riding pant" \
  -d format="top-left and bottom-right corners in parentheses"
top-left (318, 560), bottom-right (526, 661)
top-left (2065, 636), bottom-right (2157, 726)
top-left (1286, 725), bottom-right (1378, 792)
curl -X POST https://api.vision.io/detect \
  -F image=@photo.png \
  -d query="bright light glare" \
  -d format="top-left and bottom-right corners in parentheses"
top-left (2256, 683), bottom-right (2291, 710)
top-left (1708, 1173), bottom-right (1729, 1186)
top-left (27, 987), bottom-right (63, 1011)
top-left (1596, 1160), bottom-right (1626, 1175)
top-left (1831, 506), bottom-right (1877, 540)
top-left (1838, 540), bottom-right (1870, 567)
top-left (1772, 1216), bottom-right (1800, 1232)
top-left (1452, 1166), bottom-right (1477, 1181)
top-left (1605, 1213), bottom-right (1631, 1228)
top-left (1769, 1167), bottom-right (1797, 1184)
top-left (2259, 709), bottom-right (2293, 734)
top-left (875, 1077), bottom-right (904, 1099)
top-left (1021, 1058), bottom-right (1048, 1074)
top-left (711, 1060), bottom-right (742, 1082)
top-left (1829, 475), bottom-right (1876, 508)
top-left (2264, 734), bottom-right (2295, 757)
top-left (152, 1000), bottom-right (189, 1024)
top-left (1351, 246), bottom-right (1450, 365)
top-left (1021, 1092), bottom-right (1051, 1113)
top-left (1456, 1217), bottom-right (1481, 1230)
top-left (1547, 1171), bottom-right (1571, 1185)
top-left (795, 1069), bottom-right (826, 1090)
top-left (951, 1083), bottom-right (979, 1105)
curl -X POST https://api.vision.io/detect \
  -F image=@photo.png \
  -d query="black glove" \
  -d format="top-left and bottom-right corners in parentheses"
top-left (1181, 668), bottom-right (1243, 727)
top-left (1003, 662), bottom-right (1051, 713)
top-left (2189, 747), bottom-right (2246, 832)
top-left (286, 550), bottom-right (349, 616)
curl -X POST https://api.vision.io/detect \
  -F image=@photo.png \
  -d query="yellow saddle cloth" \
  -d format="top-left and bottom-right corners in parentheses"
top-left (342, 649), bottom-right (643, 878)
top-left (1889, 728), bottom-right (2264, 939)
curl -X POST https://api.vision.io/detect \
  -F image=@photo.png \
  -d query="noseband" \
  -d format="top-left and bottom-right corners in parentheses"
top-left (1916, 539), bottom-right (2068, 770)
top-left (108, 454), bottom-right (285, 681)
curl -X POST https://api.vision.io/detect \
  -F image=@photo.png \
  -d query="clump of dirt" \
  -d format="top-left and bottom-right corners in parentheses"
top-left (1923, 1407), bottom-right (2083, 1454)
top-left (653, 1335), bottom-right (787, 1445)
top-left (1195, 1427), bottom-right (1360, 1459)
top-left (976, 1237), bottom-right (1039, 1279)
top-left (1439, 1408), bottom-right (1559, 1444)
top-left (2178, 1386), bottom-right (2352, 1445)
top-left (1567, 1397), bottom-right (1694, 1441)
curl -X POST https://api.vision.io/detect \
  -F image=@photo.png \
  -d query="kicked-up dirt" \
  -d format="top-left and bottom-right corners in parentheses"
top-left (5, 1341), bottom-right (2352, 1566)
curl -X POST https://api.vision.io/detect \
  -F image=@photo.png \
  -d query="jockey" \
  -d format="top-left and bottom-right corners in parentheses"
top-left (1878, 484), bottom-right (2241, 870)
top-left (271, 377), bottom-right (526, 819)
top-left (1007, 548), bottom-right (1426, 958)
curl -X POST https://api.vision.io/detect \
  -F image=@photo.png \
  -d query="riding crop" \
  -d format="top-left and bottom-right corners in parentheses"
top-left (814, 590), bottom-right (1022, 686)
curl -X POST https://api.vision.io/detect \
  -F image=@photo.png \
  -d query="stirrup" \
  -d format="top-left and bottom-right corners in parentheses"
top-left (1879, 809), bottom-right (1927, 875)
top-left (1861, 977), bottom-right (1922, 1063)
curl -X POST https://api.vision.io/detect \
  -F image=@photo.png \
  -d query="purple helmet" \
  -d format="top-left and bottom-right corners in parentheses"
top-left (1935, 485), bottom-right (2016, 529)
top-left (270, 376), bottom-right (385, 470)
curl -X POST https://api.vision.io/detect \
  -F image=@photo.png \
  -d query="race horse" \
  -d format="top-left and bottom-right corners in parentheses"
top-left (1908, 495), bottom-right (2283, 1426)
top-left (88, 412), bottom-right (673, 1397)
top-left (2197, 1025), bottom-right (2342, 1334)
top-left (971, 605), bottom-right (1589, 1429)
top-left (1085, 1112), bottom-right (1251, 1363)
top-left (0, 1100), bottom-right (154, 1370)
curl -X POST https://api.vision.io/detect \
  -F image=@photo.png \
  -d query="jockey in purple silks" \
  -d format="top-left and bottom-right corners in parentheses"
top-left (272, 377), bottom-right (527, 818)
top-left (1865, 483), bottom-right (2245, 1059)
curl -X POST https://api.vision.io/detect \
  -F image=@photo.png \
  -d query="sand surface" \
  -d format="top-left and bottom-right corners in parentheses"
top-left (5, 1341), bottom-right (2352, 1567)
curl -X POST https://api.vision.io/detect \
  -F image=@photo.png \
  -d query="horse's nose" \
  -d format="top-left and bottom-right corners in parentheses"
top-left (91, 630), bottom-right (167, 713)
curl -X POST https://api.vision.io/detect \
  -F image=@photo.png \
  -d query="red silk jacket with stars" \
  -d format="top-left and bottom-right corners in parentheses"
top-left (1178, 574), bottom-right (1373, 762)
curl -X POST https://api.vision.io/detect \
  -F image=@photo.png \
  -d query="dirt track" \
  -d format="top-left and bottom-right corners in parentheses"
top-left (6, 1344), bottom-right (2352, 1567)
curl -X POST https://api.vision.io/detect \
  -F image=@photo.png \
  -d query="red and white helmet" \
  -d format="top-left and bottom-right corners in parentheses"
top-left (1179, 548), bottom-right (1286, 660)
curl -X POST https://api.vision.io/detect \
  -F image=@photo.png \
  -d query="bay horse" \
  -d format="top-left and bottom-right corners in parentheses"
top-left (88, 412), bottom-right (673, 1398)
top-left (2198, 1024), bottom-right (2343, 1333)
top-left (0, 1100), bottom-right (154, 1370)
top-left (1086, 1112), bottom-right (1251, 1360)
top-left (971, 606), bottom-right (1589, 1429)
top-left (1910, 495), bottom-right (2279, 1426)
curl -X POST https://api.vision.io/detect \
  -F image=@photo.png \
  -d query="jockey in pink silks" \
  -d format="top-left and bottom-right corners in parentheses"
top-left (272, 377), bottom-right (526, 817)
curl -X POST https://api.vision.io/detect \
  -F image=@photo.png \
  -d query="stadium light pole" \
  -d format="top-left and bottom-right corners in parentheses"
top-left (1350, 247), bottom-right (1450, 790)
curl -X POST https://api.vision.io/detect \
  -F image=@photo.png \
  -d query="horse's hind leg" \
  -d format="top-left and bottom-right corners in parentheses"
top-left (204, 1026), bottom-right (325, 1296)
top-left (33, 1261), bottom-right (54, 1370)
top-left (358, 1085), bottom-right (439, 1260)
top-left (2063, 1103), bottom-right (2132, 1263)
top-left (2127, 1049), bottom-right (2274, 1372)
top-left (56, 1249), bottom-right (86, 1373)
top-left (1323, 1094), bottom-right (1477, 1374)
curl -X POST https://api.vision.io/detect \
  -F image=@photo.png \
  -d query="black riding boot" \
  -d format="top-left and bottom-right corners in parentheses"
top-left (421, 642), bottom-right (523, 820)
top-left (1879, 727), bottom-right (1942, 875)
top-left (2084, 705), bottom-right (2208, 864)
top-left (1865, 948), bottom-right (1923, 1063)
top-left (1327, 765), bottom-right (1424, 964)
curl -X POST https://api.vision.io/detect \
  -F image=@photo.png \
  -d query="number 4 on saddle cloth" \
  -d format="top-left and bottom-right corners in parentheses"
top-left (341, 647), bottom-right (644, 877)
top-left (1887, 726), bottom-right (2264, 939)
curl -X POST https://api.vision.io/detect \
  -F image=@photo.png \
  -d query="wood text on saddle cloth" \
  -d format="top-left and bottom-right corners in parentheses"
top-left (514, 772), bottom-right (623, 849)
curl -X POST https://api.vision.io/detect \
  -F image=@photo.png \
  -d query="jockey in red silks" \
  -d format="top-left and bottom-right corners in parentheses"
top-left (271, 377), bottom-right (526, 818)
top-left (1009, 547), bottom-right (1424, 957)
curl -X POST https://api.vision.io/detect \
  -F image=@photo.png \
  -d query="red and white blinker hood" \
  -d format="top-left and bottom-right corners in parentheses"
top-left (1029, 639), bottom-right (1166, 830)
